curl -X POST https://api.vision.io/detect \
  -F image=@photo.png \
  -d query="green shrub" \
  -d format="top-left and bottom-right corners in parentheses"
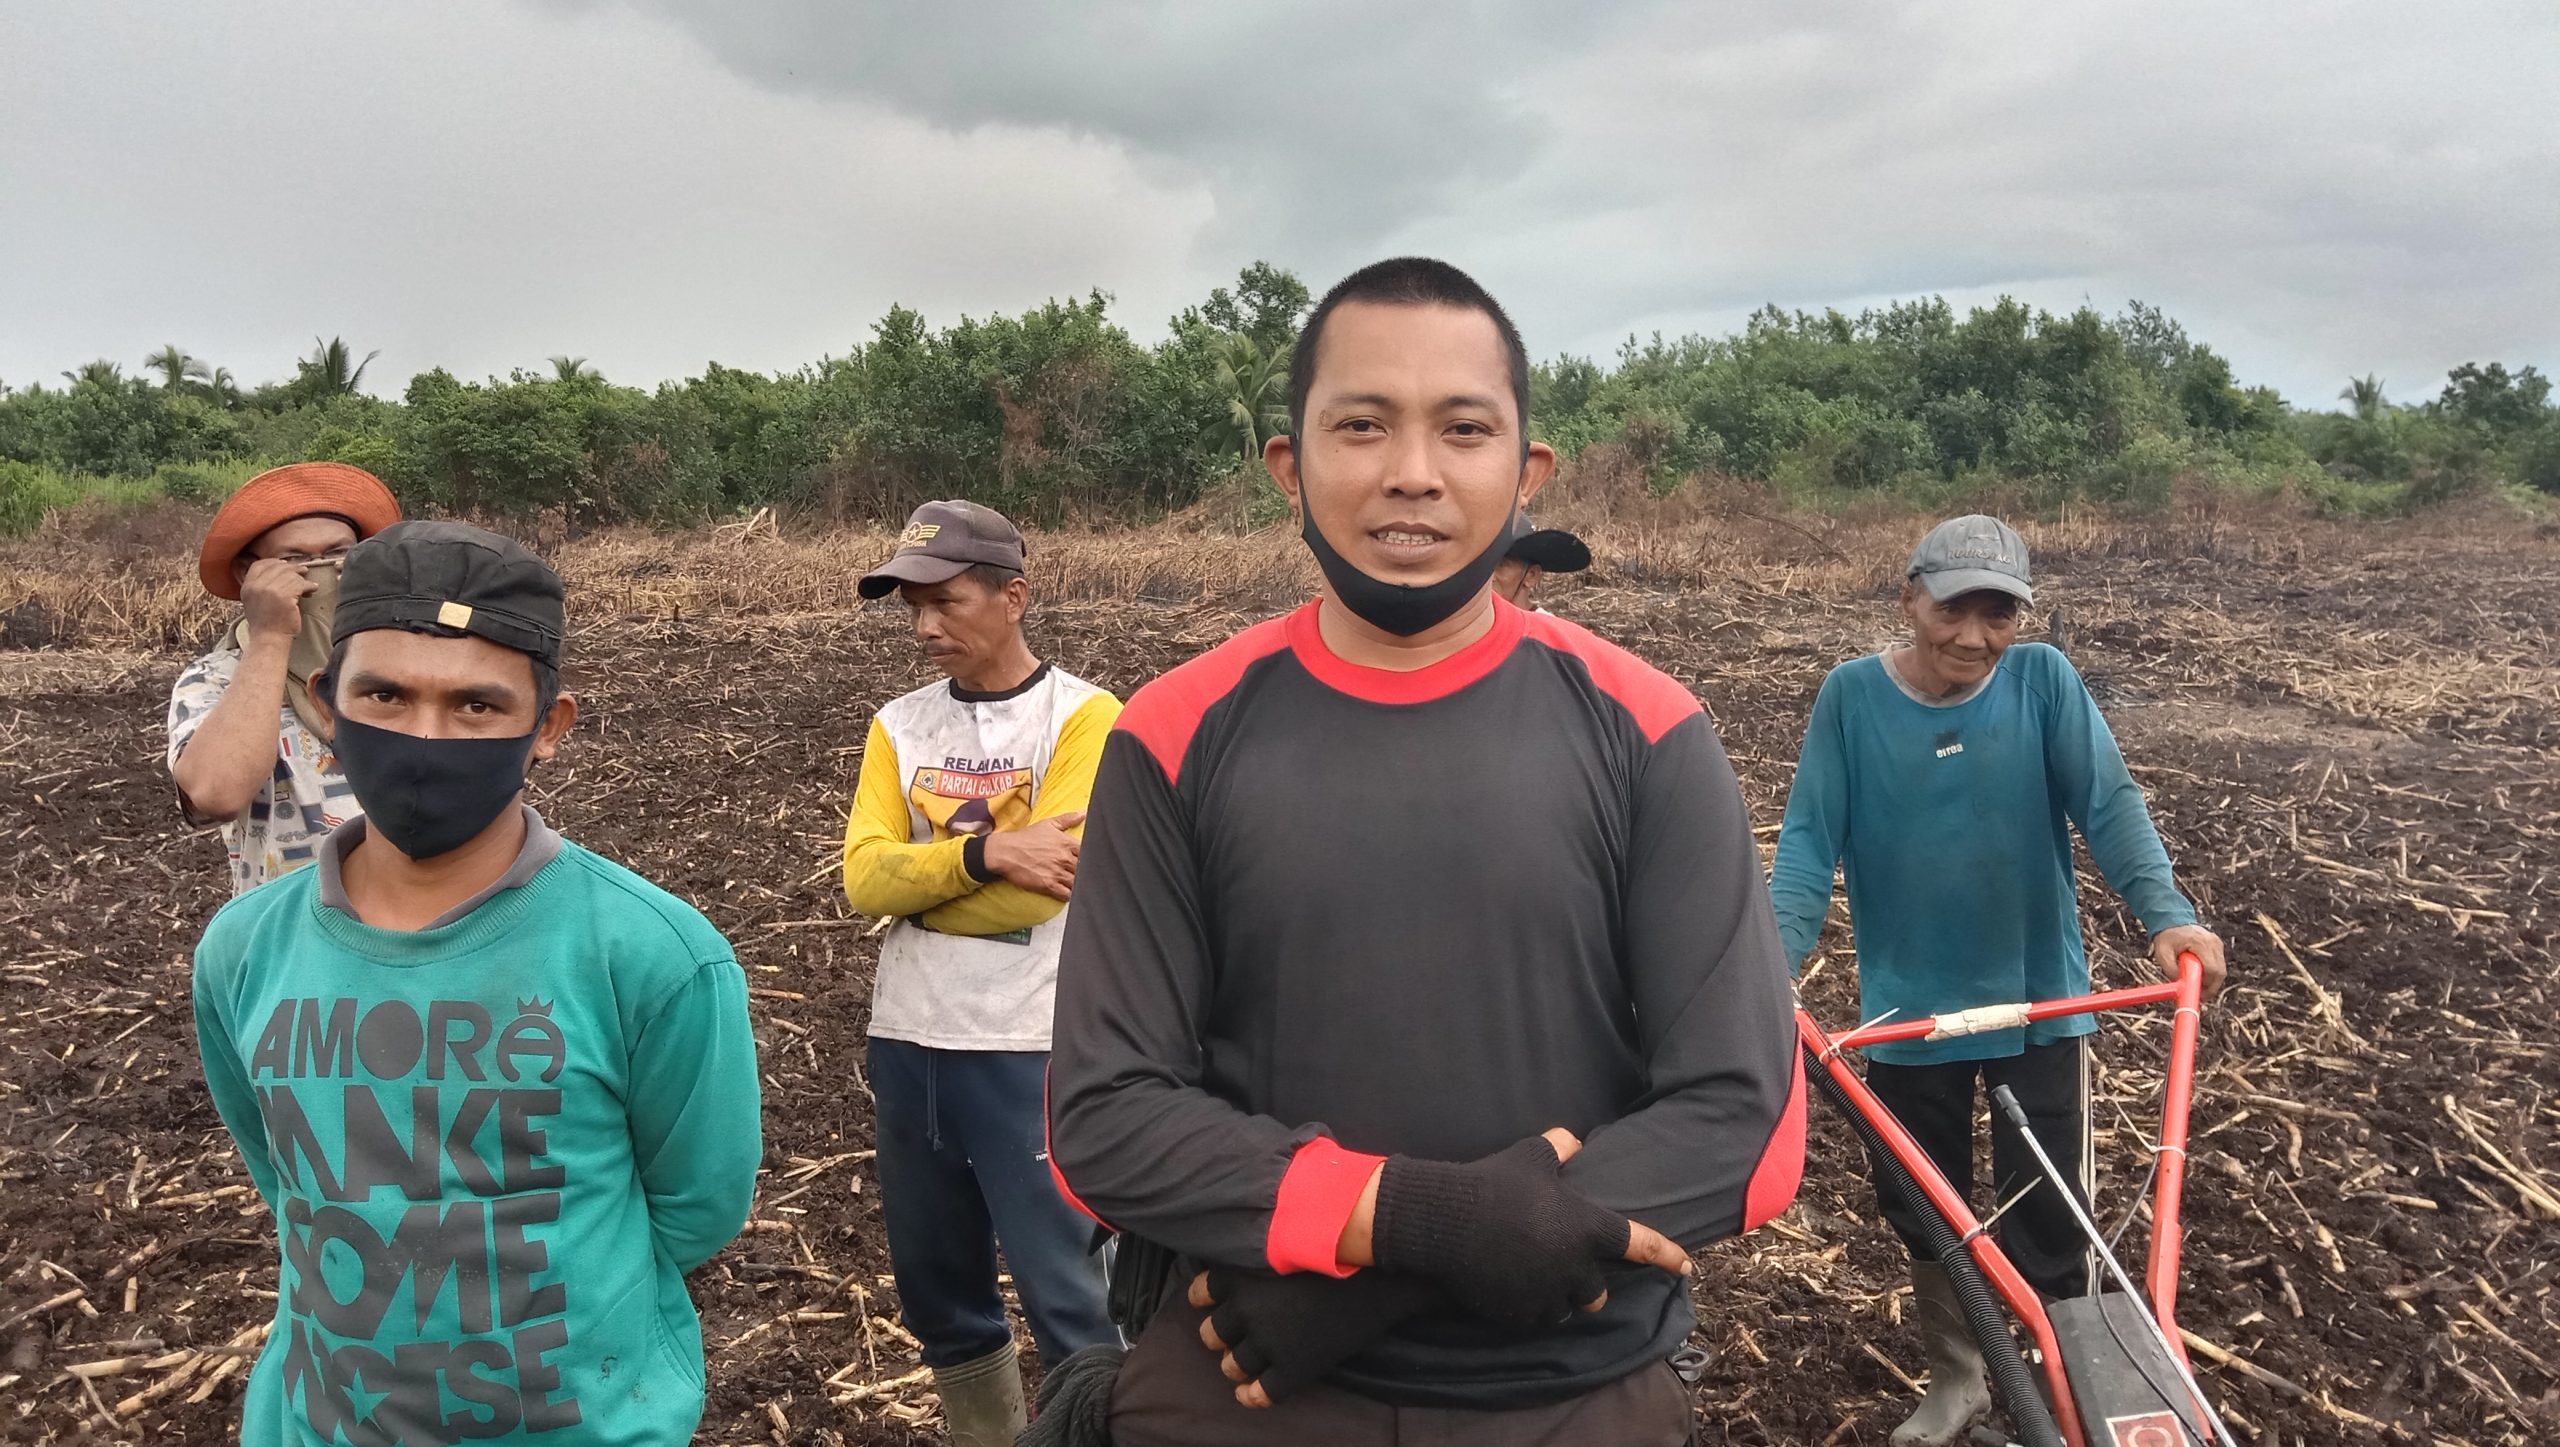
top-left (148, 456), bottom-right (267, 505)
top-left (2299, 471), bottom-right (2411, 518)
top-left (2089, 431), bottom-right (2188, 510)
top-left (2513, 418), bottom-right (2560, 495)
top-left (306, 425), bottom-right (402, 480)
top-left (0, 458), bottom-right (70, 536)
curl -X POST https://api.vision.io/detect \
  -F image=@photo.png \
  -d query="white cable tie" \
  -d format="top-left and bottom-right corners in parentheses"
top-left (1820, 1007), bottom-right (1901, 1063)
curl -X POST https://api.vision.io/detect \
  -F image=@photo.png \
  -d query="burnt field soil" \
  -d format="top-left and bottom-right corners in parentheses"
top-left (3, 523), bottom-right (2554, 1444)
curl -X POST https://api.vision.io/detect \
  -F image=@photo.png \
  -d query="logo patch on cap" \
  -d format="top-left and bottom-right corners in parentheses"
top-left (898, 523), bottom-right (941, 551)
top-left (436, 600), bottom-right (474, 629)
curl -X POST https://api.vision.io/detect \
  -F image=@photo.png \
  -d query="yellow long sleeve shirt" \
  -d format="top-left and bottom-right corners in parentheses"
top-left (843, 662), bottom-right (1120, 1050)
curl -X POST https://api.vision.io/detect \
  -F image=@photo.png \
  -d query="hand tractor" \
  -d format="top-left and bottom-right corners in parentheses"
top-left (1795, 952), bottom-right (2233, 1447)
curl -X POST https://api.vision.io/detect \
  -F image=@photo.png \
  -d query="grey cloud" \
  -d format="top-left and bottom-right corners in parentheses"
top-left (1436, 1), bottom-right (2560, 400)
top-left (567, 0), bottom-right (1674, 263)
top-left (2, 1), bottom-right (2551, 407)
top-left (0, 0), bottom-right (1227, 391)
top-left (600, 0), bottom-right (2558, 400)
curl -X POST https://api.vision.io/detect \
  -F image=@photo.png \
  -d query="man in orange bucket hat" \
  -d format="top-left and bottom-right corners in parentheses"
top-left (167, 461), bottom-right (400, 893)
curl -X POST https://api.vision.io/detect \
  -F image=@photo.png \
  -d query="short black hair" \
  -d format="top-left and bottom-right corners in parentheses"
top-left (1287, 258), bottom-right (1531, 451)
top-left (318, 626), bottom-right (561, 723)
top-left (961, 562), bottom-right (1023, 595)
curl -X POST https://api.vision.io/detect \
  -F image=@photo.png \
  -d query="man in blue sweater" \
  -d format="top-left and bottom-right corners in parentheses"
top-left (1769, 514), bottom-right (2226, 1447)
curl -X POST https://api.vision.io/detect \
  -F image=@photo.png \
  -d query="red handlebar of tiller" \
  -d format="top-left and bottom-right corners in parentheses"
top-left (1827, 964), bottom-right (2196, 1051)
top-left (1800, 950), bottom-right (2208, 1434)
top-left (2151, 950), bottom-right (2206, 1366)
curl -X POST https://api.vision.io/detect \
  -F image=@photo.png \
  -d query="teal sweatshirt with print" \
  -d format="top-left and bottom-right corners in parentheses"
top-left (192, 840), bottom-right (762, 1446)
top-left (1769, 642), bottom-right (2197, 1065)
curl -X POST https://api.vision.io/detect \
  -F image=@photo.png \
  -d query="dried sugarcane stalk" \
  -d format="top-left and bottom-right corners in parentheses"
top-left (2254, 912), bottom-right (2367, 1052)
top-left (829, 1363), bottom-right (932, 1405)
top-left (2440, 1097), bottom-right (2560, 1219)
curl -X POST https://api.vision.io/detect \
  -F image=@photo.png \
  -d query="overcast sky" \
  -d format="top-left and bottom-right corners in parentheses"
top-left (4, 1), bottom-right (2554, 410)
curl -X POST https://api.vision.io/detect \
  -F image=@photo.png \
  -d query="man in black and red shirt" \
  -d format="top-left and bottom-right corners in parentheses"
top-left (1048, 258), bottom-right (1805, 1445)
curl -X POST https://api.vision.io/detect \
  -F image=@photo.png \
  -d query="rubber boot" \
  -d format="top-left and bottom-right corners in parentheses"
top-left (1892, 1264), bottom-right (1992, 1447)
top-left (933, 1341), bottom-right (1028, 1447)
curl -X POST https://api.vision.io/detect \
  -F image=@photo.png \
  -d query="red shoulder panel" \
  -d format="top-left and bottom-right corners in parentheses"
top-left (1285, 597), bottom-right (1527, 706)
top-left (1519, 610), bottom-right (1703, 743)
top-left (1116, 610), bottom-right (1297, 784)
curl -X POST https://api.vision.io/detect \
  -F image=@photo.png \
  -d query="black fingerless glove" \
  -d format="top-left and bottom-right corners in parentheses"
top-left (1368, 1135), bottom-right (1631, 1326)
top-left (1202, 1268), bottom-right (1442, 1401)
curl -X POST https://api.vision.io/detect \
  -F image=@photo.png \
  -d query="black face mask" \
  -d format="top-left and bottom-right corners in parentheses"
top-left (1300, 498), bottom-right (1519, 638)
top-left (332, 715), bottom-right (538, 860)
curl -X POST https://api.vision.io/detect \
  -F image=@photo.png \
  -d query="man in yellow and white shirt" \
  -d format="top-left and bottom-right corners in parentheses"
top-left (842, 500), bottom-right (1120, 1445)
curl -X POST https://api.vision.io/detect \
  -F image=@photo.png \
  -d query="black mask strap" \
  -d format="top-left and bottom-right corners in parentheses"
top-left (1299, 497), bottom-right (1519, 638)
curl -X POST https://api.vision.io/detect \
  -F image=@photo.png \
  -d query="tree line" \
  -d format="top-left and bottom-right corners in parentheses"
top-left (3, 263), bottom-right (2552, 537)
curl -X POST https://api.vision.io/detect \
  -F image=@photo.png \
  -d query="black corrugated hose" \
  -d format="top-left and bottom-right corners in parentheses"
top-left (1804, 1045), bottom-right (2067, 1447)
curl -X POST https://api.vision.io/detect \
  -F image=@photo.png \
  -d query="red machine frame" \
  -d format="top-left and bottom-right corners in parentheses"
top-left (1795, 952), bottom-right (2207, 1447)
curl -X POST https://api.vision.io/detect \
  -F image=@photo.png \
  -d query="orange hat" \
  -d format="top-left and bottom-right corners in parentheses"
top-left (197, 462), bottom-right (402, 599)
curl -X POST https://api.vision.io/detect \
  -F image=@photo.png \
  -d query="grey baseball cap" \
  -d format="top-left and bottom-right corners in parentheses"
top-left (859, 500), bottom-right (1027, 599)
top-left (1907, 514), bottom-right (2032, 603)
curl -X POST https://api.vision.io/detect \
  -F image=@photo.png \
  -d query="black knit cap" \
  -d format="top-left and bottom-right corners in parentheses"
top-left (332, 520), bottom-right (565, 666)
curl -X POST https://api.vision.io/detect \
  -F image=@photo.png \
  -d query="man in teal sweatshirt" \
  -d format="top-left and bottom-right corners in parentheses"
top-left (1769, 514), bottom-right (2226, 1447)
top-left (192, 521), bottom-right (763, 1446)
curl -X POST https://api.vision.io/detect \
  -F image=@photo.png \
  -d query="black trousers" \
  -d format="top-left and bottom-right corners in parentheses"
top-left (1866, 1038), bottom-right (2096, 1300)
top-left (1108, 1297), bottom-right (1697, 1447)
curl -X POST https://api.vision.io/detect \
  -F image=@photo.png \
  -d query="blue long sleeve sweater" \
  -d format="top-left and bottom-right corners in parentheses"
top-left (1769, 642), bottom-right (2196, 1064)
top-left (192, 840), bottom-right (763, 1445)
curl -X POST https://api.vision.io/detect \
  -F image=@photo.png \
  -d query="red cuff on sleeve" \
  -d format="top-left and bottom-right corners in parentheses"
top-left (1265, 1138), bottom-right (1386, 1276)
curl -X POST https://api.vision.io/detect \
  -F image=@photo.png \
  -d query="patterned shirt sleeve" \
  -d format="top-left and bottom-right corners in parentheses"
top-left (166, 648), bottom-right (239, 773)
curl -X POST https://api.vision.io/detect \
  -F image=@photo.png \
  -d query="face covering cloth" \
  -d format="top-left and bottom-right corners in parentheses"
top-left (330, 715), bottom-right (538, 860)
top-left (224, 560), bottom-right (341, 738)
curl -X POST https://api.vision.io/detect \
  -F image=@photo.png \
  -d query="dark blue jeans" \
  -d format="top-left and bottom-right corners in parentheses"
top-left (868, 1036), bottom-right (1115, 1367)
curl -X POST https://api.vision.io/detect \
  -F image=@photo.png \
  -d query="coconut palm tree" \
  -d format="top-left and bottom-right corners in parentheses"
top-left (203, 367), bottom-right (242, 407)
top-left (549, 356), bottom-right (599, 382)
top-left (143, 345), bottom-right (211, 390)
top-left (2340, 375), bottom-right (2387, 421)
top-left (302, 336), bottom-right (381, 396)
top-left (1198, 332), bottom-right (1293, 464)
top-left (63, 360), bottom-right (125, 388)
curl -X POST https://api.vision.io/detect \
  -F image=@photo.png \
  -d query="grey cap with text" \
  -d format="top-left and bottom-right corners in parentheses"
top-left (859, 500), bottom-right (1027, 599)
top-left (1907, 514), bottom-right (2032, 603)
